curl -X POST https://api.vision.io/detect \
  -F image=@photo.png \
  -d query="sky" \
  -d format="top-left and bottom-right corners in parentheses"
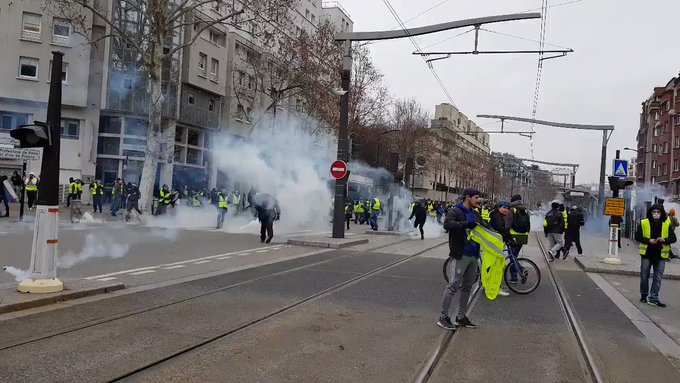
top-left (338, 0), bottom-right (680, 184)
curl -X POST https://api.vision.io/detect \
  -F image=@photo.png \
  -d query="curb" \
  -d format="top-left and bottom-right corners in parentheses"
top-left (0, 282), bottom-right (125, 315)
top-left (573, 257), bottom-right (680, 280)
top-left (363, 230), bottom-right (409, 236)
top-left (287, 238), bottom-right (369, 249)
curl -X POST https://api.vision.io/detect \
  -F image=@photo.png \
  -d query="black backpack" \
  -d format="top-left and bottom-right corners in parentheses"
top-left (545, 210), bottom-right (563, 230)
top-left (512, 208), bottom-right (531, 233)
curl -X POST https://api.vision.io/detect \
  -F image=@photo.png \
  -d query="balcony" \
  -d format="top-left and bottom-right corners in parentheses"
top-left (179, 104), bottom-right (219, 130)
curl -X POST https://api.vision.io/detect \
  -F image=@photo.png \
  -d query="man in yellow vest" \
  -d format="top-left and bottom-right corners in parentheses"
top-left (353, 200), bottom-right (364, 224)
top-left (635, 203), bottom-right (675, 307)
top-left (90, 180), bottom-right (104, 213)
top-left (369, 197), bottom-right (382, 231)
top-left (157, 184), bottom-right (172, 215)
top-left (216, 190), bottom-right (229, 229)
top-left (24, 172), bottom-right (39, 210)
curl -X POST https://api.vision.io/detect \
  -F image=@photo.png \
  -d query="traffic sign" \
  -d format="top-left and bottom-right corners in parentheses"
top-left (0, 136), bottom-right (20, 147)
top-left (613, 159), bottom-right (628, 179)
top-left (0, 147), bottom-right (41, 160)
top-left (604, 197), bottom-right (625, 216)
top-left (330, 160), bottom-right (348, 180)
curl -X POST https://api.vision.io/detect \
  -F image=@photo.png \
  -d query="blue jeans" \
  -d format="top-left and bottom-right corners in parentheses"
top-left (640, 257), bottom-right (666, 301)
top-left (370, 210), bottom-right (379, 229)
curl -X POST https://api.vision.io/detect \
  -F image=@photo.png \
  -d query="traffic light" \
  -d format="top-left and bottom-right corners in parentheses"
top-left (10, 121), bottom-right (51, 148)
top-left (608, 176), bottom-right (633, 197)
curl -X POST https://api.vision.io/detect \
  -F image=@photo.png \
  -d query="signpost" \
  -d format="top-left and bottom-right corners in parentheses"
top-left (613, 159), bottom-right (629, 179)
top-left (604, 197), bottom-right (625, 265)
top-left (0, 147), bottom-right (41, 161)
top-left (604, 197), bottom-right (625, 216)
top-left (330, 160), bottom-right (348, 180)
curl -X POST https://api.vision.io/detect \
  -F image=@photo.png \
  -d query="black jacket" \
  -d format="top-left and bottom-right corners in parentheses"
top-left (489, 210), bottom-right (512, 242)
top-left (409, 202), bottom-right (427, 221)
top-left (443, 205), bottom-right (481, 259)
top-left (635, 203), bottom-right (676, 262)
top-left (544, 208), bottom-right (565, 235)
top-left (567, 211), bottom-right (585, 232)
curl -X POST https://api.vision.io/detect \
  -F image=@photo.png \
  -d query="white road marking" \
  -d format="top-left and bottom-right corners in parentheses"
top-left (193, 260), bottom-right (211, 264)
top-left (96, 277), bottom-right (117, 281)
top-left (216, 256), bottom-right (232, 260)
top-left (255, 249), bottom-right (269, 253)
top-left (163, 265), bottom-right (186, 270)
top-left (129, 270), bottom-right (156, 276)
top-left (84, 245), bottom-right (276, 280)
top-left (236, 252), bottom-right (250, 256)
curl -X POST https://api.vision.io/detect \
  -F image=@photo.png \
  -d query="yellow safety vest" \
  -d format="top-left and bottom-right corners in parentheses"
top-left (354, 203), bottom-right (364, 214)
top-left (510, 208), bottom-right (529, 238)
top-left (159, 190), bottom-right (171, 205)
top-left (428, 204), bottom-right (436, 216)
top-left (563, 210), bottom-right (568, 229)
top-left (639, 219), bottom-right (671, 259)
top-left (91, 184), bottom-right (104, 195)
top-left (481, 208), bottom-right (491, 223)
top-left (69, 182), bottom-right (78, 194)
top-left (372, 198), bottom-right (381, 211)
top-left (468, 224), bottom-right (506, 300)
top-left (409, 203), bottom-right (415, 212)
top-left (218, 194), bottom-right (229, 209)
top-left (26, 178), bottom-right (38, 191)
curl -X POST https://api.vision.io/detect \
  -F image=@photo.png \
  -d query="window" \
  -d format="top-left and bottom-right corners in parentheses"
top-left (652, 160), bottom-right (657, 169)
top-left (97, 136), bottom-right (120, 155)
top-left (18, 57), bottom-right (38, 79)
top-left (52, 18), bottom-right (71, 45)
top-left (664, 142), bottom-right (669, 153)
top-left (238, 71), bottom-right (245, 86)
top-left (188, 94), bottom-right (195, 105)
top-left (123, 78), bottom-right (133, 89)
top-left (209, 30), bottom-right (225, 46)
top-left (198, 53), bottom-right (207, 73)
top-left (210, 58), bottom-right (219, 79)
top-left (99, 116), bottom-right (122, 134)
top-left (663, 163), bottom-right (668, 175)
top-left (652, 176), bottom-right (657, 184)
top-left (125, 118), bottom-right (147, 137)
top-left (60, 118), bottom-right (80, 139)
top-left (674, 115), bottom-right (680, 126)
top-left (652, 144), bottom-right (657, 153)
top-left (248, 75), bottom-right (254, 90)
top-left (48, 61), bottom-right (68, 83)
top-left (664, 122), bottom-right (669, 133)
top-left (208, 99), bottom-right (215, 112)
top-left (0, 111), bottom-right (28, 131)
top-left (22, 12), bottom-right (41, 41)
top-left (674, 159), bottom-right (679, 172)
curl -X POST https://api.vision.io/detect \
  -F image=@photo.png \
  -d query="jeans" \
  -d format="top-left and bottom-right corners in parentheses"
top-left (548, 233), bottom-right (564, 255)
top-left (217, 208), bottom-right (228, 229)
top-left (369, 210), bottom-right (379, 230)
top-left (441, 256), bottom-right (478, 319)
top-left (508, 244), bottom-right (523, 279)
top-left (564, 230), bottom-right (583, 254)
top-left (640, 257), bottom-right (666, 301)
top-left (92, 195), bottom-right (102, 212)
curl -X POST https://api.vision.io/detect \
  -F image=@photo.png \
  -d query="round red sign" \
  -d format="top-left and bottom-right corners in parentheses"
top-left (330, 160), bottom-right (348, 180)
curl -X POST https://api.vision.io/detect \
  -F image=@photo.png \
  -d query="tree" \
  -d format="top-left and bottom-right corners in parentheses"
top-left (46, 0), bottom-right (295, 210)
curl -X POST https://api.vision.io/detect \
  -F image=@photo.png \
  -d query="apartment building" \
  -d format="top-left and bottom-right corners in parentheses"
top-left (0, 0), bottom-right (353, 193)
top-left (411, 103), bottom-right (492, 200)
top-left (636, 74), bottom-right (680, 196)
top-left (0, 1), bottom-right (99, 185)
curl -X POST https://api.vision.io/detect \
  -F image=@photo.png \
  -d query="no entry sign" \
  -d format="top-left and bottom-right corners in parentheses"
top-left (330, 160), bottom-right (348, 180)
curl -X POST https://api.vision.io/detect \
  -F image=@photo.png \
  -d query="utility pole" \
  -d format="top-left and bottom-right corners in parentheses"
top-left (331, 41), bottom-right (352, 239)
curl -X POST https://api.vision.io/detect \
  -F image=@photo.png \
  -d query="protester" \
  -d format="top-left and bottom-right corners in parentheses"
top-left (635, 203), bottom-right (675, 307)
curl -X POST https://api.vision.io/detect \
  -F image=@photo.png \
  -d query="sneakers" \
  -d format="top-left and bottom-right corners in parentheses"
top-left (265, 236), bottom-right (273, 244)
top-left (498, 289), bottom-right (510, 297)
top-left (437, 316), bottom-right (456, 331)
top-left (647, 300), bottom-right (667, 308)
top-left (547, 250), bottom-right (555, 261)
top-left (562, 249), bottom-right (570, 260)
top-left (455, 316), bottom-right (477, 329)
top-left (640, 296), bottom-right (647, 303)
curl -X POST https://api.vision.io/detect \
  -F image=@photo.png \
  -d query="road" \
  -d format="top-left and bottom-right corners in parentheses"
top-left (0, 223), bottom-right (678, 382)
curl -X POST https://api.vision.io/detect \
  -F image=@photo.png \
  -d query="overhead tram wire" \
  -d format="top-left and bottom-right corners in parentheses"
top-left (381, 0), bottom-right (459, 107)
top-left (528, 0), bottom-right (550, 159)
top-left (518, 0), bottom-right (584, 14)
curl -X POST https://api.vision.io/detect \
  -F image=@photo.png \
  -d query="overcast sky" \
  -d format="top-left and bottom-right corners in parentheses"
top-left (339, 0), bottom-right (680, 184)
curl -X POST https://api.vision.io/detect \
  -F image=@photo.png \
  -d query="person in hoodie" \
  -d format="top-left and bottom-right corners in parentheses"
top-left (251, 192), bottom-right (281, 244)
top-left (543, 200), bottom-right (565, 261)
top-left (437, 187), bottom-right (482, 331)
top-left (635, 203), bottom-right (675, 307)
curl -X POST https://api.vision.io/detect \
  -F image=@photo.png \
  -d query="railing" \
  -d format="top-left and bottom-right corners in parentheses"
top-left (179, 104), bottom-right (219, 130)
top-left (322, 1), bottom-right (351, 17)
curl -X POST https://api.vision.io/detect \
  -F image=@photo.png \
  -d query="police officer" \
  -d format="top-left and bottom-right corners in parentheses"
top-left (90, 180), bottom-right (104, 213)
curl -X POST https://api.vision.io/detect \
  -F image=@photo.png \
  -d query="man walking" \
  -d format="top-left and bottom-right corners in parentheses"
top-left (216, 190), bottom-right (229, 229)
top-left (124, 182), bottom-right (142, 222)
top-left (90, 180), bottom-right (104, 213)
top-left (635, 203), bottom-right (675, 307)
top-left (438, 187), bottom-right (482, 330)
top-left (252, 193), bottom-right (281, 244)
top-left (564, 206), bottom-right (585, 258)
top-left (24, 172), bottom-right (38, 210)
top-left (369, 197), bottom-right (381, 231)
top-left (409, 199), bottom-right (427, 240)
top-left (543, 200), bottom-right (565, 261)
top-left (110, 178), bottom-right (125, 216)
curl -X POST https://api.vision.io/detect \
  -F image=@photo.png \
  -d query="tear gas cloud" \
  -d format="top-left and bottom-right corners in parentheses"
top-left (58, 233), bottom-right (130, 268)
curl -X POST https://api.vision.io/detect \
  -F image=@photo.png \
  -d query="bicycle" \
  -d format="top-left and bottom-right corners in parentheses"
top-left (442, 243), bottom-right (541, 295)
top-left (70, 199), bottom-right (83, 223)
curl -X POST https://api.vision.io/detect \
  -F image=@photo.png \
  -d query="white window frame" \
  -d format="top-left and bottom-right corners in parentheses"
top-left (51, 18), bottom-right (71, 45)
top-left (675, 115), bottom-right (680, 126)
top-left (198, 53), bottom-right (207, 74)
top-left (21, 12), bottom-right (42, 41)
top-left (210, 58), bottom-right (218, 79)
top-left (18, 57), bottom-right (39, 80)
top-left (664, 142), bottom-right (669, 153)
top-left (652, 144), bottom-right (657, 153)
top-left (48, 61), bottom-right (69, 84)
top-left (60, 118), bottom-right (80, 139)
top-left (674, 159), bottom-right (679, 172)
top-left (652, 160), bottom-right (657, 169)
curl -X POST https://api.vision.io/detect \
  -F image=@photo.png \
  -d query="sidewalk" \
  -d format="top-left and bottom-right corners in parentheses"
top-left (574, 234), bottom-right (680, 280)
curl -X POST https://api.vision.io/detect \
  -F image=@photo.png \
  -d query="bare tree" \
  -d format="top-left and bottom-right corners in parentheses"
top-left (47, 0), bottom-right (296, 209)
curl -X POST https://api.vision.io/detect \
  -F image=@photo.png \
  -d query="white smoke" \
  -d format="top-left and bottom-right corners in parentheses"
top-left (57, 233), bottom-right (131, 269)
top-left (3, 266), bottom-right (29, 282)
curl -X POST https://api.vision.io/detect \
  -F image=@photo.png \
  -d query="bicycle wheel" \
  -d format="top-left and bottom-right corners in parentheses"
top-left (504, 258), bottom-right (541, 294)
top-left (443, 257), bottom-right (451, 283)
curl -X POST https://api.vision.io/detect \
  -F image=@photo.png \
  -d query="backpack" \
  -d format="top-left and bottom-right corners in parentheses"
top-left (512, 208), bottom-right (531, 233)
top-left (545, 210), bottom-right (563, 230)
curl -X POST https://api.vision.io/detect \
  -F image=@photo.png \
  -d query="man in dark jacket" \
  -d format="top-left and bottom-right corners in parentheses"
top-left (635, 203), bottom-right (675, 307)
top-left (564, 206), bottom-right (585, 258)
top-left (251, 193), bottom-right (281, 244)
top-left (409, 200), bottom-right (427, 240)
top-left (125, 182), bottom-right (142, 221)
top-left (543, 200), bottom-right (565, 261)
top-left (438, 187), bottom-right (482, 331)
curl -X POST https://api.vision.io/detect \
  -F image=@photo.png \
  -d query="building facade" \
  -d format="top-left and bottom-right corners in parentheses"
top-left (0, 0), bottom-right (352, 196)
top-left (636, 74), bottom-right (680, 196)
